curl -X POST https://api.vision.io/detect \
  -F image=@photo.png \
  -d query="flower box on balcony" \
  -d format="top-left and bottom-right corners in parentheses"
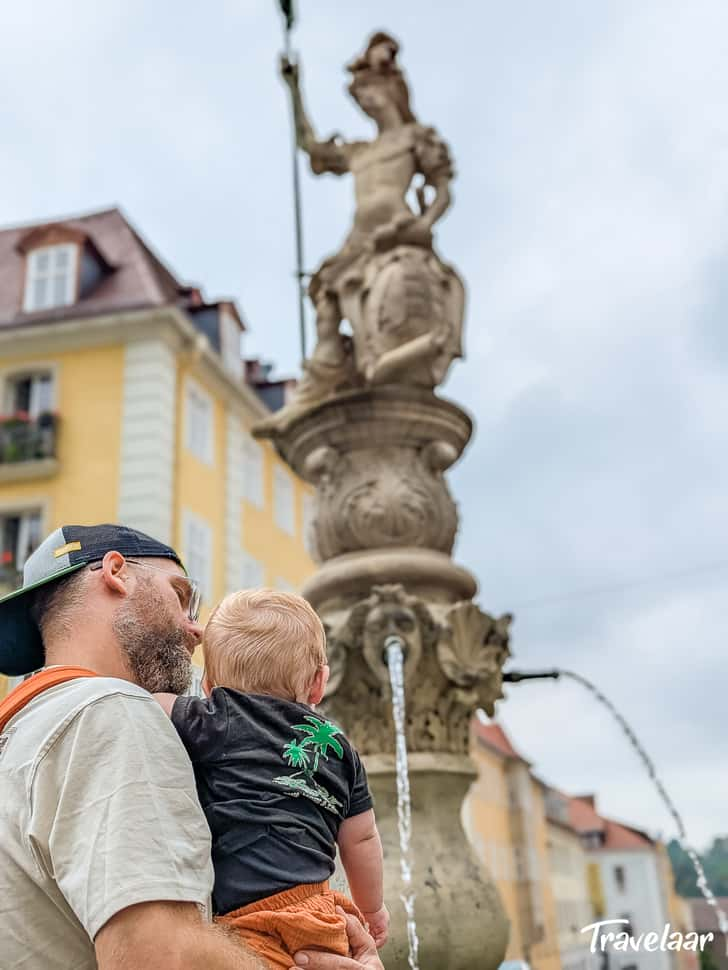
top-left (0, 411), bottom-right (59, 465)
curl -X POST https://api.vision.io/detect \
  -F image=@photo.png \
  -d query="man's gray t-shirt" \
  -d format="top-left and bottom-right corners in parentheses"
top-left (0, 677), bottom-right (213, 969)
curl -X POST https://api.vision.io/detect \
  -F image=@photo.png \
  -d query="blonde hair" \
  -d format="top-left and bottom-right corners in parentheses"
top-left (203, 588), bottom-right (327, 701)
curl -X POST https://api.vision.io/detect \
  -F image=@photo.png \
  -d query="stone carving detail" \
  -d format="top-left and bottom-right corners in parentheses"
top-left (253, 27), bottom-right (511, 967)
top-left (305, 445), bottom-right (458, 560)
top-left (257, 32), bottom-right (464, 434)
top-left (438, 603), bottom-right (512, 718)
top-left (322, 587), bottom-right (511, 756)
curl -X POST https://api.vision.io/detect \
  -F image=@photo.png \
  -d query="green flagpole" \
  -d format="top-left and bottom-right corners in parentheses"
top-left (277, 0), bottom-right (307, 361)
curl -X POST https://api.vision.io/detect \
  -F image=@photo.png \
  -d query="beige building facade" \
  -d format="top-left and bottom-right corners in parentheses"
top-left (543, 787), bottom-right (598, 970)
top-left (465, 717), bottom-right (562, 970)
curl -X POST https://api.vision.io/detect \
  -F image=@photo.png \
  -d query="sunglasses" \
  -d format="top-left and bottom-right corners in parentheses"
top-left (88, 558), bottom-right (202, 622)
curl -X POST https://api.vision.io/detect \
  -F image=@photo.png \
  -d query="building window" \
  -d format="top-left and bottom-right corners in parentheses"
top-left (619, 914), bottom-right (635, 937)
top-left (185, 380), bottom-right (214, 465)
top-left (583, 831), bottom-right (604, 850)
top-left (23, 245), bottom-right (78, 312)
top-left (182, 511), bottom-right (213, 600)
top-left (274, 466), bottom-right (295, 535)
top-left (614, 865), bottom-right (626, 891)
top-left (243, 436), bottom-right (264, 507)
top-left (220, 310), bottom-right (242, 380)
top-left (4, 372), bottom-right (54, 417)
top-left (241, 551), bottom-right (265, 589)
top-left (0, 372), bottom-right (57, 464)
top-left (0, 511), bottom-right (42, 591)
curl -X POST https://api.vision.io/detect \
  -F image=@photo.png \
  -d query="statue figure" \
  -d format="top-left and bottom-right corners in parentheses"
top-left (260, 32), bottom-right (465, 431)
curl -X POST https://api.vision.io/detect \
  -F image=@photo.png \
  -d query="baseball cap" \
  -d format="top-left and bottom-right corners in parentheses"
top-left (0, 524), bottom-right (184, 677)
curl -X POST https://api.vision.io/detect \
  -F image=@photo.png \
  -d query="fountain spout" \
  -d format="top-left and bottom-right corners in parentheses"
top-left (384, 633), bottom-right (406, 660)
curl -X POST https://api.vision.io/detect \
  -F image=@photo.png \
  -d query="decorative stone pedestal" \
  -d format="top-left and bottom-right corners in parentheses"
top-left (367, 754), bottom-right (510, 970)
top-left (256, 387), bottom-right (512, 968)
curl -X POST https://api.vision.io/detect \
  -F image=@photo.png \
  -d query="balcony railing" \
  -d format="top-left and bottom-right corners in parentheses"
top-left (0, 412), bottom-right (58, 464)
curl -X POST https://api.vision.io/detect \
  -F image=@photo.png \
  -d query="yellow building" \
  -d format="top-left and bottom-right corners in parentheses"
top-left (542, 787), bottom-right (600, 970)
top-left (464, 716), bottom-right (562, 970)
top-left (0, 207), bottom-right (315, 696)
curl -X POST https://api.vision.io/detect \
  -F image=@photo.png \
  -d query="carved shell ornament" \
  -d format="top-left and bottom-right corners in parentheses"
top-left (342, 465), bottom-right (434, 547)
top-left (438, 602), bottom-right (512, 688)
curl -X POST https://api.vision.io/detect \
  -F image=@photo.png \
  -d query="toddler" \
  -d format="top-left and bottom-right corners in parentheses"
top-left (155, 588), bottom-right (388, 968)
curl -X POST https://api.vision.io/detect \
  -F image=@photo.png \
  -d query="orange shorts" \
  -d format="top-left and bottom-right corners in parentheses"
top-left (215, 880), bottom-right (365, 970)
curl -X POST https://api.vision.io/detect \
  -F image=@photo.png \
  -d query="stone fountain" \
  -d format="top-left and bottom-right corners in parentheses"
top-left (256, 31), bottom-right (511, 970)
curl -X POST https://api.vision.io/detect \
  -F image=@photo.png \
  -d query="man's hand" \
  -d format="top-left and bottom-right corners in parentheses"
top-left (289, 908), bottom-right (384, 970)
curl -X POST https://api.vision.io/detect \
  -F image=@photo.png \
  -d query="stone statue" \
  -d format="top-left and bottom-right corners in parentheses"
top-left (262, 32), bottom-right (465, 429)
top-left (255, 30), bottom-right (512, 968)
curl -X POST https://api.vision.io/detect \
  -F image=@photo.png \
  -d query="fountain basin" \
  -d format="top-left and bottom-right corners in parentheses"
top-left (366, 752), bottom-right (510, 970)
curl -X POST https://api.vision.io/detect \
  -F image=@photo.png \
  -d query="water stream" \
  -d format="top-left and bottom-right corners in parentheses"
top-left (556, 669), bottom-right (728, 942)
top-left (385, 635), bottom-right (421, 970)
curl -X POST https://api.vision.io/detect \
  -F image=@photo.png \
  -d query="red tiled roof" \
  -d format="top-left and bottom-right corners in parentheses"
top-left (568, 796), bottom-right (653, 849)
top-left (474, 720), bottom-right (530, 764)
top-left (0, 207), bottom-right (188, 329)
top-left (569, 796), bottom-right (606, 833)
top-left (602, 818), bottom-right (654, 850)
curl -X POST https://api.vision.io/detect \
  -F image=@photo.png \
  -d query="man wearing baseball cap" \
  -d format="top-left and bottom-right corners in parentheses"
top-left (0, 524), bottom-right (384, 970)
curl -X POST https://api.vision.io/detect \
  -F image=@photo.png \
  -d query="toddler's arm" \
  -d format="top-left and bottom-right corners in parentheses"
top-left (153, 692), bottom-right (178, 717)
top-left (338, 809), bottom-right (389, 948)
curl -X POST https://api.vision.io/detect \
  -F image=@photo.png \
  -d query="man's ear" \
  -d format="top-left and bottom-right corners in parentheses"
top-left (99, 551), bottom-right (129, 597)
top-left (308, 664), bottom-right (330, 706)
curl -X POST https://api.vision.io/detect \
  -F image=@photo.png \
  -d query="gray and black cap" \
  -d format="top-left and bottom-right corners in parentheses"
top-left (0, 524), bottom-right (183, 677)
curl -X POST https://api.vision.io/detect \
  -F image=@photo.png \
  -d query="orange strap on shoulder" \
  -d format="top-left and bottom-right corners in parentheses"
top-left (0, 666), bottom-right (99, 734)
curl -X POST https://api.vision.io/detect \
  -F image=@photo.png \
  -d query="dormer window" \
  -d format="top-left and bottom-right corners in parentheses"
top-left (23, 244), bottom-right (78, 312)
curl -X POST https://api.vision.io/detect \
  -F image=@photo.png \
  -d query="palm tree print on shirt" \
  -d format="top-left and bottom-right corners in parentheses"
top-left (274, 715), bottom-right (345, 815)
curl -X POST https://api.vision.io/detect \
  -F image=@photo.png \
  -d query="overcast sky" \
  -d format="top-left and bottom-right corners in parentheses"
top-left (2, 1), bottom-right (726, 853)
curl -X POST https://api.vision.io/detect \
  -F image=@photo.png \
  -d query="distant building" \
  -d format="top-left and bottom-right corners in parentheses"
top-left (245, 359), bottom-right (298, 414)
top-left (0, 207), bottom-right (315, 696)
top-left (466, 720), bottom-right (699, 970)
top-left (465, 717), bottom-right (562, 970)
top-left (542, 786), bottom-right (599, 970)
top-left (569, 795), bottom-right (680, 970)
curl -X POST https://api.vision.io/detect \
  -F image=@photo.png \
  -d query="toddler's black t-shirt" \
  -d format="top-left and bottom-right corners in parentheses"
top-left (171, 687), bottom-right (373, 915)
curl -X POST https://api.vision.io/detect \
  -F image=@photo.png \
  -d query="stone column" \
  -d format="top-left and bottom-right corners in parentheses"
top-left (258, 29), bottom-right (513, 967)
top-left (257, 385), bottom-right (512, 970)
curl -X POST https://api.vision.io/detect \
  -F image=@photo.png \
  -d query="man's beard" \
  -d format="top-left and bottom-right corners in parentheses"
top-left (112, 578), bottom-right (194, 694)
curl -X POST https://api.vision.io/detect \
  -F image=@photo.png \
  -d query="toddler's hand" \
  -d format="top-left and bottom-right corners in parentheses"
top-left (362, 905), bottom-right (389, 948)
